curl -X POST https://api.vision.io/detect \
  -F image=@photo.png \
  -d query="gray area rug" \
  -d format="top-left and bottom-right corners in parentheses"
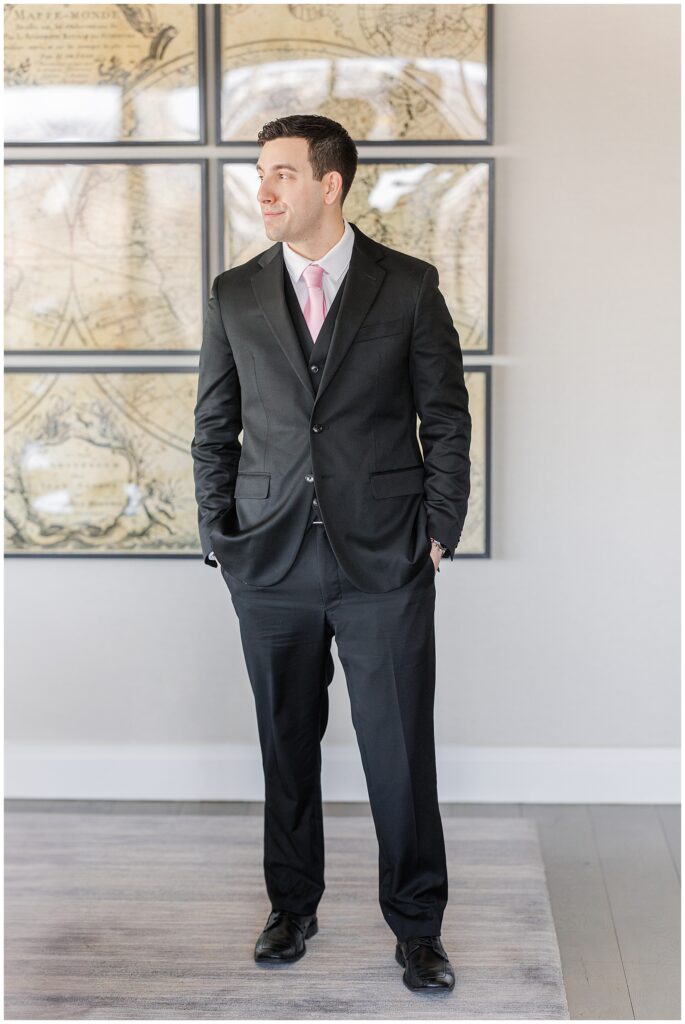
top-left (5, 812), bottom-right (569, 1019)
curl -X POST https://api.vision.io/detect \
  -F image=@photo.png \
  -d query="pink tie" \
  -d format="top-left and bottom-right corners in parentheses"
top-left (302, 263), bottom-right (327, 342)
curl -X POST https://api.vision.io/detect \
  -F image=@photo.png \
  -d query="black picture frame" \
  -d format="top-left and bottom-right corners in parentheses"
top-left (4, 365), bottom-right (202, 560)
top-left (218, 155), bottom-right (495, 355)
top-left (5, 363), bottom-right (490, 560)
top-left (5, 3), bottom-right (494, 561)
top-left (459, 363), bottom-right (491, 559)
top-left (4, 158), bottom-right (209, 355)
top-left (214, 3), bottom-right (493, 147)
top-left (4, 5), bottom-right (207, 148)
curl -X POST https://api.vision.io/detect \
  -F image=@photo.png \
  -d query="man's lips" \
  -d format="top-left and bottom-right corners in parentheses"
top-left (264, 211), bottom-right (284, 217)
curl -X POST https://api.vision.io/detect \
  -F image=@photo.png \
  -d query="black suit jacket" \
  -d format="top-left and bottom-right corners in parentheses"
top-left (191, 221), bottom-right (471, 592)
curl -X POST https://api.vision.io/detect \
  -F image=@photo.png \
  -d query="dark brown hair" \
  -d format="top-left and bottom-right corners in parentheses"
top-left (257, 114), bottom-right (358, 207)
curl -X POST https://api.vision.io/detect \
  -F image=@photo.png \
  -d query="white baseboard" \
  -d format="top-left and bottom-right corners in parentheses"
top-left (4, 744), bottom-right (680, 803)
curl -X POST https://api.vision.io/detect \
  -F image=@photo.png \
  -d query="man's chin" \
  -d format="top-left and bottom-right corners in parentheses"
top-left (264, 215), bottom-right (286, 236)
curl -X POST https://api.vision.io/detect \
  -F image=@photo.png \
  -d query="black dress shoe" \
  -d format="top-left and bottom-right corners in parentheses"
top-left (254, 909), bottom-right (318, 964)
top-left (395, 935), bottom-right (456, 991)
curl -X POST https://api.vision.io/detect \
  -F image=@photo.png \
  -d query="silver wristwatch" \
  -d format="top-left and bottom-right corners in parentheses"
top-left (430, 537), bottom-right (449, 573)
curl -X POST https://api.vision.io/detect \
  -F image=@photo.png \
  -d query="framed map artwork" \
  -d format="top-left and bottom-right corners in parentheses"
top-left (439, 365), bottom-right (489, 558)
top-left (5, 160), bottom-right (208, 354)
top-left (4, 366), bottom-right (489, 559)
top-left (414, 365), bottom-right (489, 557)
top-left (4, 4), bottom-right (206, 144)
top-left (3, 3), bottom-right (494, 560)
top-left (5, 368), bottom-right (203, 557)
top-left (221, 157), bottom-right (493, 353)
top-left (216, 4), bottom-right (491, 144)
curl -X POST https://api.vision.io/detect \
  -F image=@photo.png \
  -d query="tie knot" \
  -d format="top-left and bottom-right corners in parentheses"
top-left (303, 263), bottom-right (324, 289)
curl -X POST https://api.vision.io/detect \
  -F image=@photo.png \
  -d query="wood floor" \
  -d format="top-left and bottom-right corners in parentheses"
top-left (5, 801), bottom-right (680, 1020)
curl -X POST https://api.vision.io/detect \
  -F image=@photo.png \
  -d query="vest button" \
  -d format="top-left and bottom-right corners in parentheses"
top-left (305, 474), bottom-right (314, 483)
top-left (310, 365), bottom-right (319, 373)
top-left (312, 423), bottom-right (324, 432)
top-left (312, 498), bottom-right (319, 506)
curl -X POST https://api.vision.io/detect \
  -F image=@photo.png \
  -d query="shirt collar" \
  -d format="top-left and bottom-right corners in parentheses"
top-left (282, 218), bottom-right (354, 285)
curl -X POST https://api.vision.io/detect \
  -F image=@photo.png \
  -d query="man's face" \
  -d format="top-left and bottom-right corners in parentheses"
top-left (256, 137), bottom-right (335, 243)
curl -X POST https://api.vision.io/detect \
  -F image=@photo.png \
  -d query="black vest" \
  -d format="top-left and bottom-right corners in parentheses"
top-left (282, 260), bottom-right (350, 523)
top-left (282, 260), bottom-right (349, 396)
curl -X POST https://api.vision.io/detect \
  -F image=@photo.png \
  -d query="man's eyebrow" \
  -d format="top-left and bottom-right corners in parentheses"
top-left (255, 163), bottom-right (299, 172)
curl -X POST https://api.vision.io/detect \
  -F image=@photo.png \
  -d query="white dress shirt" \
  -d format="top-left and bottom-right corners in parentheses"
top-left (281, 217), bottom-right (355, 314)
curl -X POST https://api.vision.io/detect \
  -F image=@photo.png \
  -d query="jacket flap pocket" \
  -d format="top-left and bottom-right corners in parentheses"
top-left (234, 472), bottom-right (270, 499)
top-left (370, 465), bottom-right (424, 498)
top-left (355, 316), bottom-right (404, 342)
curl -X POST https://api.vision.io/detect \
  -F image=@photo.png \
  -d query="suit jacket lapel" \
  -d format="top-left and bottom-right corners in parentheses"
top-left (251, 221), bottom-right (386, 405)
top-left (251, 244), bottom-right (315, 399)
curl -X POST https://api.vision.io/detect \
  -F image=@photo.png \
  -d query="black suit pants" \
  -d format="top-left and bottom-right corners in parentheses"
top-left (220, 519), bottom-right (448, 942)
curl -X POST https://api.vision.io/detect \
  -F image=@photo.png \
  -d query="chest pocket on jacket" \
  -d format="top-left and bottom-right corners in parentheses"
top-left (354, 316), bottom-right (404, 343)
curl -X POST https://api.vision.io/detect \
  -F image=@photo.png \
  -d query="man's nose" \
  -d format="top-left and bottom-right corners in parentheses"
top-left (258, 182), bottom-right (274, 204)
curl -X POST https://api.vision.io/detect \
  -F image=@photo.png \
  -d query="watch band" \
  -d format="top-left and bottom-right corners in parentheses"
top-left (430, 536), bottom-right (450, 573)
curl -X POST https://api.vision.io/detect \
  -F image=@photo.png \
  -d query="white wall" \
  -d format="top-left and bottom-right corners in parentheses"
top-left (5, 4), bottom-right (680, 800)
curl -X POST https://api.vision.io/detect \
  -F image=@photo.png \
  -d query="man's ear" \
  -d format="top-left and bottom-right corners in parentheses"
top-left (324, 171), bottom-right (343, 205)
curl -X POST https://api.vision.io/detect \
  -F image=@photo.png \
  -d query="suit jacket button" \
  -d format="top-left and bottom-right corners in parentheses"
top-left (305, 474), bottom-right (314, 482)
top-left (312, 424), bottom-right (323, 432)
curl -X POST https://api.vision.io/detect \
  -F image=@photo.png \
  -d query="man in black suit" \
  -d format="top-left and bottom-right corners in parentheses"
top-left (191, 114), bottom-right (471, 992)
